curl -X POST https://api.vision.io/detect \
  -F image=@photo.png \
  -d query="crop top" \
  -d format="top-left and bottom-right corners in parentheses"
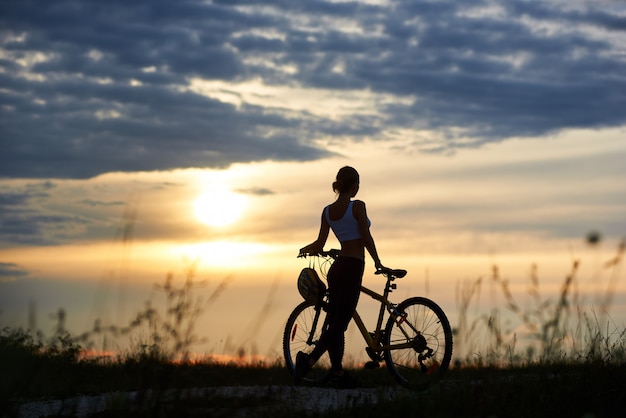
top-left (324, 201), bottom-right (371, 242)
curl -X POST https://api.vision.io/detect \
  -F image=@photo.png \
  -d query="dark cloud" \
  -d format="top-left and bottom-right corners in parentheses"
top-left (236, 187), bottom-right (275, 196)
top-left (79, 199), bottom-right (125, 207)
top-left (0, 186), bottom-right (90, 245)
top-left (1, 0), bottom-right (624, 178)
top-left (0, 262), bottom-right (29, 282)
top-left (0, 208), bottom-right (84, 246)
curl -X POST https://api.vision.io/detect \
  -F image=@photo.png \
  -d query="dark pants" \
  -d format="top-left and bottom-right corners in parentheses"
top-left (309, 256), bottom-right (364, 372)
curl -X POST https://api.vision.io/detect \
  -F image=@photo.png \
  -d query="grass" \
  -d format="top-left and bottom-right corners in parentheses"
top-left (335, 363), bottom-right (626, 418)
top-left (454, 237), bottom-right (626, 368)
top-left (2, 333), bottom-right (625, 417)
top-left (2, 237), bottom-right (626, 416)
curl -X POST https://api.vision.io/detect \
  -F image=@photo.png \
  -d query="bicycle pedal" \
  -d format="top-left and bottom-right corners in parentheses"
top-left (364, 361), bottom-right (380, 369)
top-left (365, 347), bottom-right (383, 363)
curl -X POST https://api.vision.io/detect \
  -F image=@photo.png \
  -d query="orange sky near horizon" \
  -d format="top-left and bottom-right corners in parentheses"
top-left (1, 130), bottom-right (625, 362)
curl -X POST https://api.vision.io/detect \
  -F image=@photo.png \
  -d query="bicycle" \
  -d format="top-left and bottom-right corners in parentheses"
top-left (283, 249), bottom-right (453, 390)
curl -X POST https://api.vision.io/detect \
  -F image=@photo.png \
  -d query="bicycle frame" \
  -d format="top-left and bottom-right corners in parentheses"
top-left (308, 269), bottom-right (418, 354)
top-left (353, 277), bottom-right (419, 354)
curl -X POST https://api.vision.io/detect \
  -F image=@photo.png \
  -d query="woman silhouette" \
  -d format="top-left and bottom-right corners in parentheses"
top-left (297, 166), bottom-right (384, 387)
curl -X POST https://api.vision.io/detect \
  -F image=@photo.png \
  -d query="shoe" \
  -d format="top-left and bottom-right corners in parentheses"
top-left (328, 370), bottom-right (359, 389)
top-left (294, 351), bottom-right (310, 384)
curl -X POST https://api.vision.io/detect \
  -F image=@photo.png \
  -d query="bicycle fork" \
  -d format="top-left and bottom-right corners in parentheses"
top-left (305, 302), bottom-right (326, 346)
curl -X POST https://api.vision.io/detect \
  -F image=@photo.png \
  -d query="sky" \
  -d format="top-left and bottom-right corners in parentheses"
top-left (1, 0), bottom-right (625, 362)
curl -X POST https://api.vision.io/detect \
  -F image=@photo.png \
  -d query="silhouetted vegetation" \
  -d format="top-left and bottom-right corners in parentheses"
top-left (2, 238), bottom-right (625, 417)
top-left (454, 237), bottom-right (626, 368)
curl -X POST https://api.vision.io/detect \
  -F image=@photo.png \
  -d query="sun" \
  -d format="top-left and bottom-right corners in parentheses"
top-left (193, 188), bottom-right (247, 227)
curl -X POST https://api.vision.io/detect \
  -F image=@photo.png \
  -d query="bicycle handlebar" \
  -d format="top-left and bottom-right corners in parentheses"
top-left (299, 249), bottom-right (407, 279)
top-left (298, 249), bottom-right (340, 259)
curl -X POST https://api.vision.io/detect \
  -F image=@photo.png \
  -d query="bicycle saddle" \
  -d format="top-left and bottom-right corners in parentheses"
top-left (375, 267), bottom-right (407, 279)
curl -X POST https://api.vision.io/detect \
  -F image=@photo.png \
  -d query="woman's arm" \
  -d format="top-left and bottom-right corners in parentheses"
top-left (299, 210), bottom-right (330, 256)
top-left (353, 200), bottom-right (383, 269)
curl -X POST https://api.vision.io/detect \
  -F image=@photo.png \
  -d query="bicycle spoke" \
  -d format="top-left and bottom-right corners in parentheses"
top-left (283, 301), bottom-right (331, 383)
top-left (384, 297), bottom-right (453, 390)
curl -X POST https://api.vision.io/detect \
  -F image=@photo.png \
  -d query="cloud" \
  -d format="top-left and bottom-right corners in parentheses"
top-left (236, 187), bottom-right (275, 196)
top-left (1, 0), bottom-right (624, 178)
top-left (0, 262), bottom-right (29, 282)
top-left (0, 185), bottom-right (91, 245)
top-left (79, 199), bottom-right (125, 207)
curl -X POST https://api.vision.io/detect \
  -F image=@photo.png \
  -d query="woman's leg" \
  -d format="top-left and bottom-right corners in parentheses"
top-left (307, 257), bottom-right (364, 371)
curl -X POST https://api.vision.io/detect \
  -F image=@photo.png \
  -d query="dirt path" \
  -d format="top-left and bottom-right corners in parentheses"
top-left (14, 385), bottom-right (416, 417)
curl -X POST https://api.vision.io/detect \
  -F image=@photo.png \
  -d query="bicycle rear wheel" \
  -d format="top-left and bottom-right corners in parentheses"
top-left (384, 297), bottom-right (453, 390)
top-left (283, 300), bottom-right (331, 384)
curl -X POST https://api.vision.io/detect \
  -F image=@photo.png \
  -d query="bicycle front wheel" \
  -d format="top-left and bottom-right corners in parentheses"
top-left (283, 300), bottom-right (331, 384)
top-left (383, 297), bottom-right (453, 390)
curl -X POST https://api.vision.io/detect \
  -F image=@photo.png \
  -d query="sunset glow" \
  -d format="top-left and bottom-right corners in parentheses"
top-left (194, 189), bottom-right (248, 228)
top-left (2, 0), bottom-right (625, 364)
top-left (174, 241), bottom-right (272, 268)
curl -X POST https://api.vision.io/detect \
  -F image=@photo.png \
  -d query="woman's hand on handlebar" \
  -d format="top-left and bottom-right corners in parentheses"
top-left (298, 245), bottom-right (320, 258)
